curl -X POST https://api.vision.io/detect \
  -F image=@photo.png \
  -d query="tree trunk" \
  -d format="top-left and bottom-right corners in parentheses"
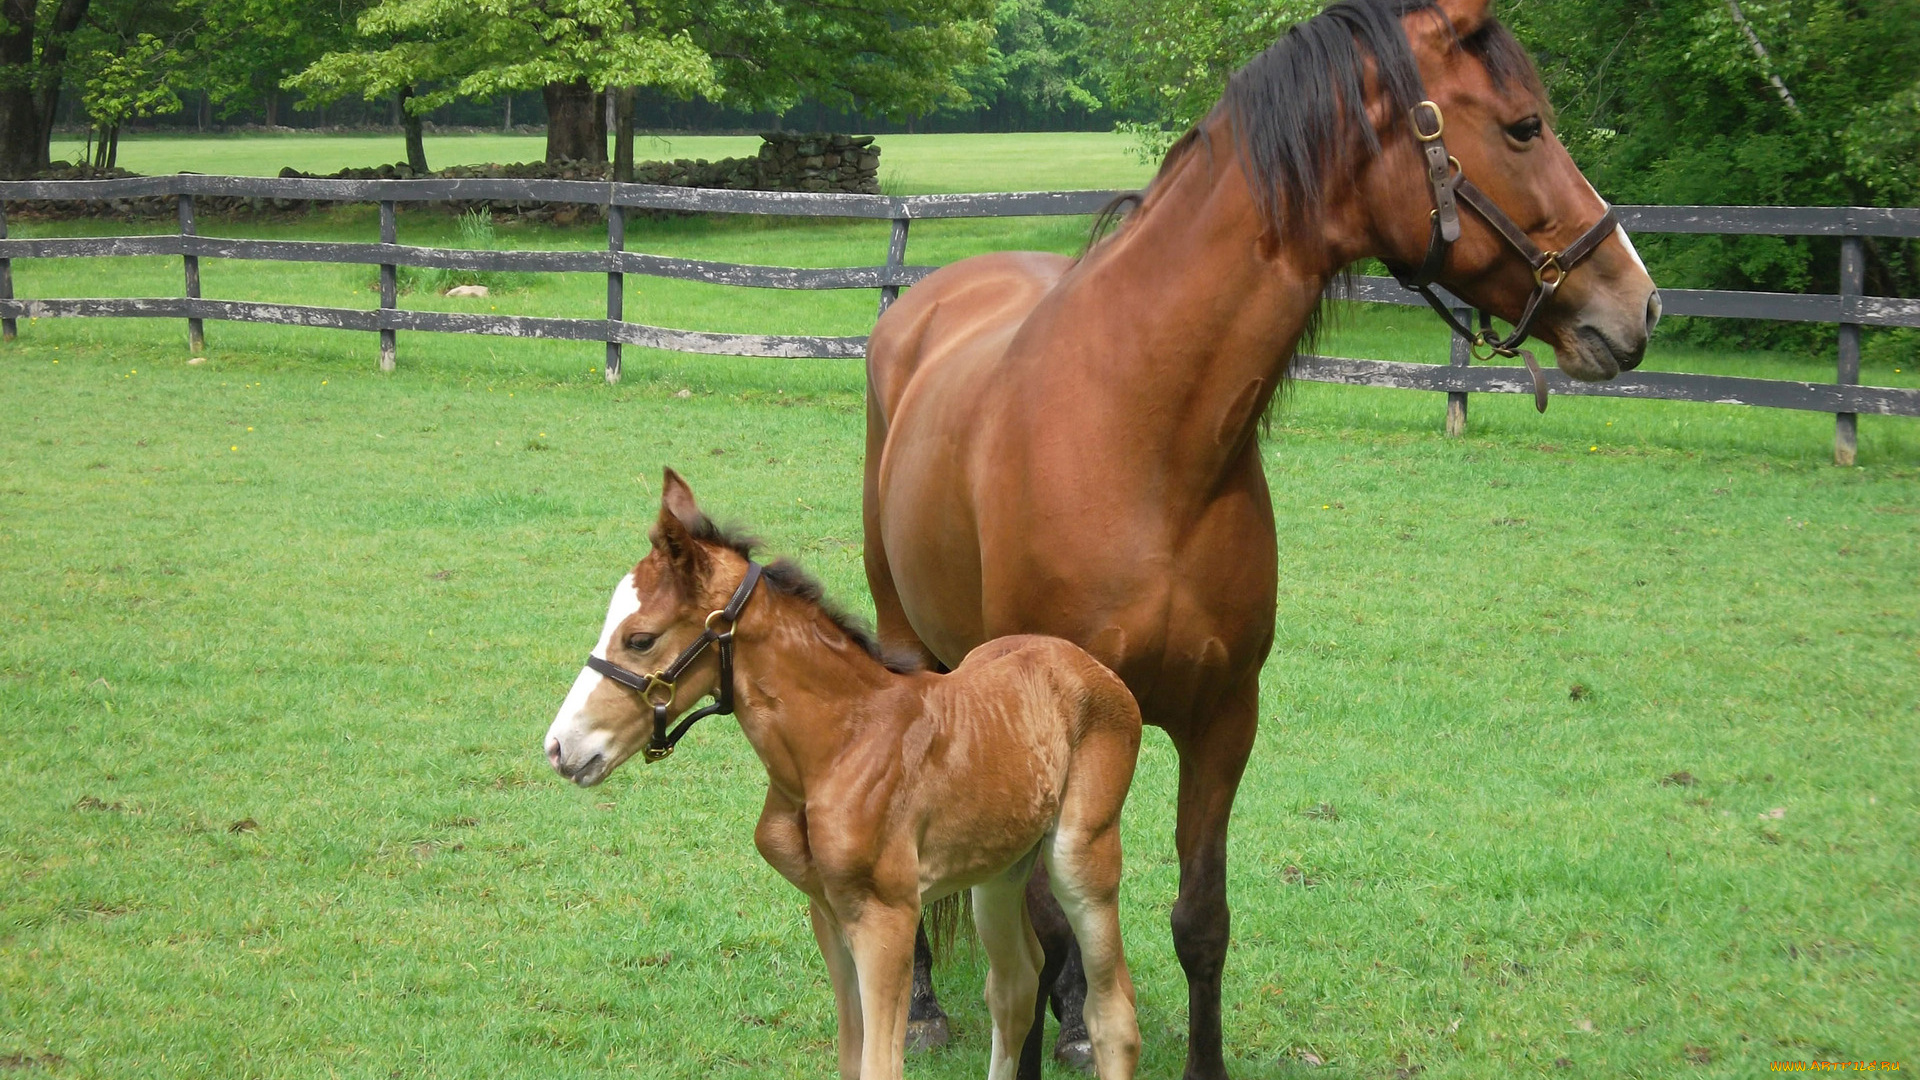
top-left (104, 124), bottom-right (117, 170)
top-left (265, 90), bottom-right (277, 127)
top-left (613, 86), bottom-right (635, 182)
top-left (542, 78), bottom-right (605, 163)
top-left (503, 94), bottom-right (512, 131)
top-left (399, 86), bottom-right (428, 174)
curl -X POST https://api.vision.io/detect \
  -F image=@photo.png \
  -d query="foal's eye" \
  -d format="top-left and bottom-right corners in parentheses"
top-left (1506, 116), bottom-right (1543, 143)
top-left (625, 633), bottom-right (657, 652)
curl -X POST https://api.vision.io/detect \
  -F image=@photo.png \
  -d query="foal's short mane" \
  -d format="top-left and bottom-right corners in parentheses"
top-left (687, 515), bottom-right (923, 675)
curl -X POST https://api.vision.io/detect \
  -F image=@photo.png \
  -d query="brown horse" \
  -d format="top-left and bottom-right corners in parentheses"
top-left (544, 469), bottom-right (1146, 1080)
top-left (863, 1), bottom-right (1661, 1077)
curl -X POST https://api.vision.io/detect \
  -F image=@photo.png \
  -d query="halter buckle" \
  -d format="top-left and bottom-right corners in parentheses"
top-left (1411, 101), bottom-right (1445, 142)
top-left (642, 743), bottom-right (676, 763)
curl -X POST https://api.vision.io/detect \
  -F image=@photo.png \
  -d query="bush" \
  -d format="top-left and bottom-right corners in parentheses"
top-left (396, 209), bottom-right (538, 296)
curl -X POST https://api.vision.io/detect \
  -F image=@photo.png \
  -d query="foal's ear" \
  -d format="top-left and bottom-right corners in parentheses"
top-left (650, 468), bottom-right (709, 581)
top-left (1431, 0), bottom-right (1493, 39)
top-left (659, 467), bottom-right (704, 530)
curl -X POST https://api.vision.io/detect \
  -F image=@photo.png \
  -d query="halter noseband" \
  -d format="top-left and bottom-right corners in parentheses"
top-left (1387, 99), bottom-right (1620, 412)
top-left (584, 561), bottom-right (764, 763)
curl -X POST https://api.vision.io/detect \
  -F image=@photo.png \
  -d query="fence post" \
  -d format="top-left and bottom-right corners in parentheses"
top-left (606, 202), bottom-right (624, 384)
top-left (1835, 235), bottom-right (1863, 466)
top-left (878, 214), bottom-right (910, 317)
top-left (379, 201), bottom-right (396, 372)
top-left (178, 193), bottom-right (204, 354)
top-left (0, 199), bottom-right (15, 342)
top-left (1445, 303), bottom-right (1471, 436)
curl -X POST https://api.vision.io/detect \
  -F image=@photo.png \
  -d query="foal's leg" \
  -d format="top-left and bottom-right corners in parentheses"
top-left (1166, 682), bottom-right (1258, 1080)
top-left (972, 867), bottom-right (1043, 1080)
top-left (1045, 742), bottom-right (1142, 1079)
top-left (844, 899), bottom-right (920, 1080)
top-left (809, 899), bottom-right (864, 1080)
top-left (1017, 862), bottom-right (1074, 1080)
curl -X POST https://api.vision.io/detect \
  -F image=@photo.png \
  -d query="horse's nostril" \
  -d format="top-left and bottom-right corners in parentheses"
top-left (1646, 290), bottom-right (1663, 333)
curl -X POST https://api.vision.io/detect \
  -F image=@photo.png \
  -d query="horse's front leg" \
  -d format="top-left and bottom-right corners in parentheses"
top-left (809, 899), bottom-right (864, 1080)
top-left (844, 895), bottom-right (921, 1080)
top-left (1166, 680), bottom-right (1259, 1080)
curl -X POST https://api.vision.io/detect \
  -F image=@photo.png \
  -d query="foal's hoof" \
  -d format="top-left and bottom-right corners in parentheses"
top-left (1053, 1037), bottom-right (1096, 1073)
top-left (905, 1016), bottom-right (950, 1052)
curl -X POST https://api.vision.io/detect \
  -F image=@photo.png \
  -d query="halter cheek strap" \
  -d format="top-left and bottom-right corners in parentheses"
top-left (585, 560), bottom-right (764, 763)
top-left (1386, 100), bottom-right (1621, 413)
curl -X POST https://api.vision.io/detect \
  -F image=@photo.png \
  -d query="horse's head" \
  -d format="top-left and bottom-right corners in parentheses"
top-left (544, 469), bottom-right (748, 787)
top-left (1364, 0), bottom-right (1658, 379)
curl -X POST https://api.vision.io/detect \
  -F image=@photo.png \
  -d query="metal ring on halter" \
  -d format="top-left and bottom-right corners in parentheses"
top-left (1470, 336), bottom-right (1499, 362)
top-left (1411, 100), bottom-right (1445, 141)
top-left (642, 674), bottom-right (676, 706)
top-left (703, 609), bottom-right (734, 634)
top-left (1533, 252), bottom-right (1564, 289)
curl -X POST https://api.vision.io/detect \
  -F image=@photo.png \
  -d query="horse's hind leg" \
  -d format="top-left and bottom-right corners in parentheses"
top-left (1044, 714), bottom-right (1142, 1080)
top-left (1018, 863), bottom-right (1074, 1080)
top-left (972, 867), bottom-right (1043, 1080)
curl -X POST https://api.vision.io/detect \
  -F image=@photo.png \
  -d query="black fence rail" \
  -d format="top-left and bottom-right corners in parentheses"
top-left (1, 174), bottom-right (1916, 464)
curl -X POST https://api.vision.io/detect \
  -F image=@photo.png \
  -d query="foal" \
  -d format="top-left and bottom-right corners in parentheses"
top-left (544, 469), bottom-right (1143, 1080)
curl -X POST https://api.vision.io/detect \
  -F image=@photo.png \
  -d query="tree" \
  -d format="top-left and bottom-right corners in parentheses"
top-left (947, 0), bottom-right (1104, 128)
top-left (291, 0), bottom-right (994, 171)
top-left (1500, 0), bottom-right (1920, 336)
top-left (0, 0), bottom-right (96, 176)
top-left (76, 31), bottom-right (181, 169)
top-left (1077, 0), bottom-right (1316, 161)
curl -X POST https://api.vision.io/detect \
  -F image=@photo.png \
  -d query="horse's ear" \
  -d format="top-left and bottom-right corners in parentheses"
top-left (1432, 0), bottom-right (1493, 38)
top-left (660, 467), bottom-right (704, 529)
top-left (650, 468), bottom-right (708, 581)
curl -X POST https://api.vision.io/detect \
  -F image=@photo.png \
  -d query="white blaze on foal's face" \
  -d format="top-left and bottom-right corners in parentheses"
top-left (545, 572), bottom-right (644, 786)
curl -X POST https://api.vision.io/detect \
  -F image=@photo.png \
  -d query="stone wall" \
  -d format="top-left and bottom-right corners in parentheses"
top-left (4, 132), bottom-right (881, 222)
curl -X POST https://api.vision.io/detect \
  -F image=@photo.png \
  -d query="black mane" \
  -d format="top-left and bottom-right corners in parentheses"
top-left (1223, 0), bottom-right (1544, 238)
top-left (1089, 0), bottom-right (1545, 251)
top-left (688, 515), bottom-right (923, 675)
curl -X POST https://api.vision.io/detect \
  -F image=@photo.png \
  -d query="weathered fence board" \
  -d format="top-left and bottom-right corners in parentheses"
top-left (1, 175), bottom-right (1915, 461)
top-left (1292, 355), bottom-right (1920, 416)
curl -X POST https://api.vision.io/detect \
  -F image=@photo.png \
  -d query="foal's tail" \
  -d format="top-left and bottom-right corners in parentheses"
top-left (924, 891), bottom-right (975, 963)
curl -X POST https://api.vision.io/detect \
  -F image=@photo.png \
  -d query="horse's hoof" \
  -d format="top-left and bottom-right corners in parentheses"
top-left (1053, 1037), bottom-right (1096, 1073)
top-left (905, 1016), bottom-right (950, 1052)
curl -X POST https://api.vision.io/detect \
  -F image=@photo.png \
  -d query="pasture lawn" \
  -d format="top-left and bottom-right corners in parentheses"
top-left (2, 206), bottom-right (1918, 1080)
top-left (47, 131), bottom-right (1158, 195)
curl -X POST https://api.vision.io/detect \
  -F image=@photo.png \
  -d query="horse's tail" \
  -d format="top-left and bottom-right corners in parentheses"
top-left (924, 891), bottom-right (974, 963)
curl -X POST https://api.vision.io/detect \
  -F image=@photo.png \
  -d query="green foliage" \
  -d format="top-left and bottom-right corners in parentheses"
top-left (1077, 0), bottom-right (1317, 161)
top-left (1503, 0), bottom-right (1920, 344)
top-left (950, 0), bottom-right (1104, 121)
top-left (77, 34), bottom-right (181, 131)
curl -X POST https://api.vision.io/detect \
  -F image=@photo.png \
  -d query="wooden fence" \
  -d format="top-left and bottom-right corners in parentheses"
top-left (1, 174), bottom-right (1916, 464)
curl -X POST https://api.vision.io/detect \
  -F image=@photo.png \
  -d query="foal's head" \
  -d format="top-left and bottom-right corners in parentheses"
top-left (544, 469), bottom-right (759, 787)
top-left (1218, 0), bottom-right (1660, 379)
top-left (544, 469), bottom-right (910, 787)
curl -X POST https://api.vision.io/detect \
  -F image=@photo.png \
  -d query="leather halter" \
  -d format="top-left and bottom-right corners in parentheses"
top-left (584, 561), bottom-right (764, 763)
top-left (1386, 99), bottom-right (1620, 412)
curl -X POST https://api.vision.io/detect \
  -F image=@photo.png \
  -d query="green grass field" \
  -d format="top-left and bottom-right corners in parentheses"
top-left (50, 130), bottom-right (1157, 194)
top-left (3, 135), bottom-right (1918, 1078)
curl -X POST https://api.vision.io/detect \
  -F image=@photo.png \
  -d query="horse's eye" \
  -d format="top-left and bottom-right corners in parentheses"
top-left (625, 633), bottom-right (657, 652)
top-left (1506, 116), bottom-right (1543, 143)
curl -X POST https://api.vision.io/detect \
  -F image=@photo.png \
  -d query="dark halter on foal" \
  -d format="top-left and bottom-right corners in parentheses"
top-left (1386, 98), bottom-right (1620, 412)
top-left (585, 561), bottom-right (764, 763)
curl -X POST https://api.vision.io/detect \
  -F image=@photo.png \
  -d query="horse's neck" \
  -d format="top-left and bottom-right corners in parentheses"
top-left (729, 603), bottom-right (904, 799)
top-left (1054, 130), bottom-right (1355, 472)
